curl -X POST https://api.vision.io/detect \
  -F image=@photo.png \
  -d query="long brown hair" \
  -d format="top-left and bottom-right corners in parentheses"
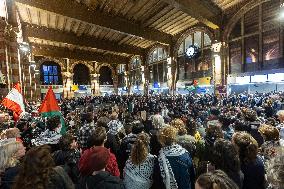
top-left (13, 145), bottom-right (55, 189)
top-left (131, 133), bottom-right (150, 165)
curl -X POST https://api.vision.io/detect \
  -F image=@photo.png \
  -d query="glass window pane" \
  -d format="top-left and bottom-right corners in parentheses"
top-left (263, 29), bottom-right (280, 62)
top-left (194, 31), bottom-right (202, 48)
top-left (54, 76), bottom-right (58, 84)
top-left (229, 20), bottom-right (241, 40)
top-left (149, 66), bottom-right (153, 83)
top-left (158, 63), bottom-right (163, 82)
top-left (178, 43), bottom-right (184, 55)
top-left (153, 49), bottom-right (158, 62)
top-left (263, 0), bottom-right (280, 31)
top-left (53, 66), bottom-right (58, 75)
top-left (204, 33), bottom-right (211, 47)
top-left (44, 76), bottom-right (49, 84)
top-left (163, 63), bottom-right (168, 81)
top-left (185, 35), bottom-right (192, 49)
top-left (48, 66), bottom-right (53, 74)
top-left (43, 66), bottom-right (48, 75)
top-left (244, 6), bottom-right (259, 34)
top-left (158, 48), bottom-right (163, 61)
top-left (229, 40), bottom-right (242, 73)
top-left (245, 35), bottom-right (259, 64)
top-left (49, 76), bottom-right (54, 84)
top-left (153, 64), bottom-right (158, 82)
top-left (148, 54), bottom-right (153, 63)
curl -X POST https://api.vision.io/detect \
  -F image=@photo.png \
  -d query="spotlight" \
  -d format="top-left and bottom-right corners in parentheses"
top-left (19, 42), bottom-right (30, 53)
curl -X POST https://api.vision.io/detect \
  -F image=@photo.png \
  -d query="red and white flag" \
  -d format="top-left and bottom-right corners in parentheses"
top-left (2, 83), bottom-right (25, 121)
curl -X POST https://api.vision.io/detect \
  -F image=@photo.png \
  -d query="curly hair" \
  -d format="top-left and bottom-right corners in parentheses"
top-left (158, 126), bottom-right (177, 147)
top-left (13, 145), bottom-right (55, 189)
top-left (170, 118), bottom-right (187, 136)
top-left (131, 133), bottom-right (150, 165)
top-left (196, 170), bottom-right (239, 189)
top-left (258, 124), bottom-right (279, 141)
top-left (232, 132), bottom-right (258, 164)
top-left (212, 139), bottom-right (241, 181)
top-left (266, 148), bottom-right (284, 188)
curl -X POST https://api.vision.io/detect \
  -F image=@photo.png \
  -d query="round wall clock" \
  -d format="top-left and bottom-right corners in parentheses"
top-left (185, 45), bottom-right (200, 59)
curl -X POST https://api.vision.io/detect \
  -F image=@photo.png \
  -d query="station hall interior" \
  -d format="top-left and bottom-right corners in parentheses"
top-left (0, 0), bottom-right (284, 99)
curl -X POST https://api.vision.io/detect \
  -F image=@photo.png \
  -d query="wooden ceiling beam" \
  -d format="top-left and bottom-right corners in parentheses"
top-left (161, 0), bottom-right (222, 30)
top-left (23, 24), bottom-right (145, 56)
top-left (15, 0), bottom-right (172, 44)
top-left (32, 44), bottom-right (129, 64)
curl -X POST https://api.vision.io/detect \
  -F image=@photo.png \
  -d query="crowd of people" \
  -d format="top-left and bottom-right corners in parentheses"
top-left (1, 92), bottom-right (284, 189)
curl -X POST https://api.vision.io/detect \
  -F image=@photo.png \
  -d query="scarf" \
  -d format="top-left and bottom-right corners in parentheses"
top-left (32, 129), bottom-right (61, 146)
top-left (158, 144), bottom-right (186, 189)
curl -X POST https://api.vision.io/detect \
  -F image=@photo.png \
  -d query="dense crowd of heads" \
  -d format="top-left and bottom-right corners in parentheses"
top-left (1, 92), bottom-right (284, 189)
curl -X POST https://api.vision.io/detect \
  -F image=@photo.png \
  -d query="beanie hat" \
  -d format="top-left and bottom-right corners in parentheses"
top-left (79, 146), bottom-right (110, 175)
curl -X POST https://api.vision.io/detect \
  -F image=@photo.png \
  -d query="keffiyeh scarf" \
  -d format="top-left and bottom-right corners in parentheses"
top-left (32, 129), bottom-right (61, 146)
top-left (158, 144), bottom-right (187, 189)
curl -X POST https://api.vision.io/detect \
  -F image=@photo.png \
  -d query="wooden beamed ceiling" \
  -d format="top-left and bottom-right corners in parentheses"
top-left (32, 44), bottom-right (129, 64)
top-left (15, 0), bottom-right (172, 44)
top-left (160, 0), bottom-right (222, 29)
top-left (14, 0), bottom-right (247, 64)
top-left (23, 24), bottom-right (145, 56)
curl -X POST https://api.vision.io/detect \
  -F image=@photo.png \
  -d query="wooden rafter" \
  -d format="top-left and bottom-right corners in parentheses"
top-left (24, 24), bottom-right (145, 56)
top-left (15, 0), bottom-right (172, 44)
top-left (32, 44), bottom-right (129, 64)
top-left (161, 0), bottom-right (222, 29)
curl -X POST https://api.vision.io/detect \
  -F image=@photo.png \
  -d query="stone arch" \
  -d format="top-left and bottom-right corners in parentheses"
top-left (71, 61), bottom-right (93, 73)
top-left (174, 26), bottom-right (214, 57)
top-left (223, 0), bottom-right (270, 42)
top-left (37, 57), bottom-right (65, 71)
top-left (146, 44), bottom-right (169, 64)
top-left (96, 63), bottom-right (116, 77)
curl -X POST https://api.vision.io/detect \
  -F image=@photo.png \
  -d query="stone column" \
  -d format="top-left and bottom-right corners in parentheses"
top-left (91, 72), bottom-right (99, 96)
top-left (62, 71), bottom-right (73, 99)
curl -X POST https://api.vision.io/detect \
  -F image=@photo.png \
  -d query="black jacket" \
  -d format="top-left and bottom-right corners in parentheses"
top-left (80, 171), bottom-right (125, 189)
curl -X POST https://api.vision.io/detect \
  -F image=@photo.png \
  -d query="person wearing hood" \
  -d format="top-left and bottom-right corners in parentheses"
top-left (79, 146), bottom-right (125, 189)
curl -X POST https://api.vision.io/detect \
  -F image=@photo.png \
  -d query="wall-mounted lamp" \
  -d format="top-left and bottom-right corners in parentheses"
top-left (19, 42), bottom-right (30, 53)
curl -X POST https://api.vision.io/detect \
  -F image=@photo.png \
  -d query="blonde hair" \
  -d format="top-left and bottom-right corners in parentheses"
top-left (0, 140), bottom-right (21, 171)
top-left (131, 133), bottom-right (150, 165)
top-left (258, 124), bottom-right (279, 141)
top-left (276, 110), bottom-right (284, 117)
top-left (170, 119), bottom-right (187, 135)
top-left (158, 126), bottom-right (177, 146)
top-left (152, 114), bottom-right (164, 129)
top-left (110, 112), bottom-right (118, 120)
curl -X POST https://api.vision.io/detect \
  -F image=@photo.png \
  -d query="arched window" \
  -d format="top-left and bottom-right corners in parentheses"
top-left (130, 56), bottom-right (142, 86)
top-left (177, 30), bottom-right (212, 81)
top-left (73, 64), bottom-right (91, 85)
top-left (148, 47), bottom-right (168, 84)
top-left (99, 66), bottom-right (113, 85)
top-left (40, 61), bottom-right (62, 85)
top-left (228, 0), bottom-right (283, 73)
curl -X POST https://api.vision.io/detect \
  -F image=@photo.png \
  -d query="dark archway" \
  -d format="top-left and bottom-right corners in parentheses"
top-left (73, 63), bottom-right (91, 85)
top-left (40, 61), bottom-right (62, 85)
top-left (99, 66), bottom-right (113, 85)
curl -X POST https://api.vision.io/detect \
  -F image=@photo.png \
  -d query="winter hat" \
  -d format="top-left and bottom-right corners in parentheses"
top-left (80, 146), bottom-right (110, 175)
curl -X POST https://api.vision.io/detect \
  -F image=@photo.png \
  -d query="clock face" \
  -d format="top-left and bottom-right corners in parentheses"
top-left (186, 47), bottom-right (195, 57)
top-left (185, 45), bottom-right (199, 58)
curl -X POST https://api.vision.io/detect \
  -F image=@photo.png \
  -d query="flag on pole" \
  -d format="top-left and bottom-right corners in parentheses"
top-left (38, 86), bottom-right (66, 134)
top-left (2, 83), bottom-right (25, 121)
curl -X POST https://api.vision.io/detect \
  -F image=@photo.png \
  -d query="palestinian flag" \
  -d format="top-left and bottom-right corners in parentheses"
top-left (38, 87), bottom-right (66, 134)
